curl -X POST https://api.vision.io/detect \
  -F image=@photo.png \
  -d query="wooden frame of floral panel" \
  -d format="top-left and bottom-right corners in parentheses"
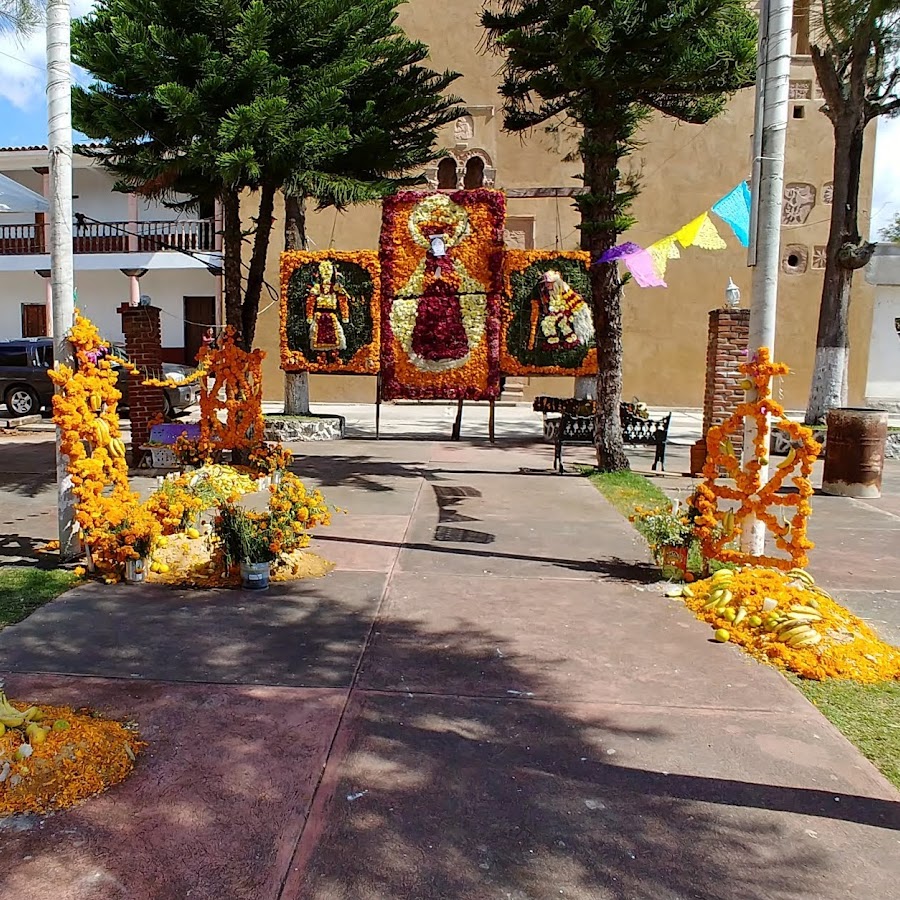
top-left (279, 250), bottom-right (381, 374)
top-left (379, 189), bottom-right (505, 401)
top-left (500, 249), bottom-right (597, 377)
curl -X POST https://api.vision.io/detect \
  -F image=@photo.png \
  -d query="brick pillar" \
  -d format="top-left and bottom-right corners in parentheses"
top-left (690, 308), bottom-right (750, 475)
top-left (119, 304), bottom-right (164, 454)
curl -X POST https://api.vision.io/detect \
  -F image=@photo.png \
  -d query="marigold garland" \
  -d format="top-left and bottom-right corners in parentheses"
top-left (0, 697), bottom-right (143, 817)
top-left (693, 348), bottom-right (821, 570)
top-left (678, 568), bottom-right (900, 683)
top-left (49, 312), bottom-right (160, 579)
top-left (380, 189), bottom-right (505, 400)
top-left (196, 328), bottom-right (265, 455)
top-left (501, 250), bottom-right (597, 376)
top-left (279, 250), bottom-right (381, 374)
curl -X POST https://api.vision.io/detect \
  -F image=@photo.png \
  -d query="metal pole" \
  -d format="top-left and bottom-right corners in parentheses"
top-left (741, 0), bottom-right (794, 554)
top-left (46, 0), bottom-right (79, 560)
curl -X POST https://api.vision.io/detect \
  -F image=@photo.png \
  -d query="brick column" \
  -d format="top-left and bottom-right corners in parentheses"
top-left (119, 304), bottom-right (164, 454)
top-left (690, 308), bottom-right (750, 474)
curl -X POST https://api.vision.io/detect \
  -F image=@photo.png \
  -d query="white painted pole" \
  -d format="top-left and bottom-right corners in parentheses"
top-left (741, 0), bottom-right (794, 555)
top-left (46, 0), bottom-right (79, 559)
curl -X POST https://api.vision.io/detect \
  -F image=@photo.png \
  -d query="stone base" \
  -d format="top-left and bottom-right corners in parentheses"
top-left (1, 414), bottom-right (43, 429)
top-left (263, 415), bottom-right (345, 442)
top-left (886, 433), bottom-right (900, 460)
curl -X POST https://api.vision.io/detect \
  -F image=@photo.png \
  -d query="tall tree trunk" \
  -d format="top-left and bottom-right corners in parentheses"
top-left (222, 190), bottom-right (244, 342)
top-left (283, 193), bottom-right (311, 415)
top-left (579, 125), bottom-right (629, 472)
top-left (241, 182), bottom-right (277, 350)
top-left (805, 121), bottom-right (874, 424)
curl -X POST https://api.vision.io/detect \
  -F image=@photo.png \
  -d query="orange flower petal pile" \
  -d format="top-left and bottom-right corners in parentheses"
top-left (1, 701), bottom-right (143, 817)
top-left (679, 567), bottom-right (900, 682)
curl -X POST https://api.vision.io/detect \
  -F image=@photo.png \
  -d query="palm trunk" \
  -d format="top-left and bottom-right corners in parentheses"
top-left (579, 125), bottom-right (629, 472)
top-left (805, 120), bottom-right (873, 424)
top-left (283, 193), bottom-right (311, 415)
top-left (241, 182), bottom-right (277, 349)
top-left (222, 190), bottom-right (243, 342)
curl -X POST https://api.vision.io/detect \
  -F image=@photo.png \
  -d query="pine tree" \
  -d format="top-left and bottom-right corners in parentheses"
top-left (804, 0), bottom-right (900, 424)
top-left (0, 0), bottom-right (42, 34)
top-left (71, 0), bottom-right (461, 349)
top-left (482, 1), bottom-right (756, 471)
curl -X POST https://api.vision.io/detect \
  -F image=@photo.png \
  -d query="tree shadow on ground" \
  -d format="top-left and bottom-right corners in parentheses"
top-left (0, 438), bottom-right (56, 497)
top-left (0, 587), bottom-right (897, 900)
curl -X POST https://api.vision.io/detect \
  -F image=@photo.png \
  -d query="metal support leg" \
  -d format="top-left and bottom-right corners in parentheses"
top-left (451, 398), bottom-right (464, 441)
top-left (375, 375), bottom-right (381, 440)
top-left (489, 399), bottom-right (496, 444)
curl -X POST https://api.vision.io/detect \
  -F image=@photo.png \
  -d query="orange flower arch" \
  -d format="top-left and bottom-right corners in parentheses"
top-left (693, 348), bottom-right (822, 570)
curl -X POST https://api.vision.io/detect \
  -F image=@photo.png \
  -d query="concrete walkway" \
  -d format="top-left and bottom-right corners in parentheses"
top-left (0, 436), bottom-right (898, 899)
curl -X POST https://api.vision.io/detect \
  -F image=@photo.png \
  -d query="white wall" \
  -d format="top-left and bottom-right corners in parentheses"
top-left (0, 267), bottom-right (218, 348)
top-left (865, 247), bottom-right (900, 410)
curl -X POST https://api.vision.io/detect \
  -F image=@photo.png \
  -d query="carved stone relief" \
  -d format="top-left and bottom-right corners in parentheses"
top-left (782, 244), bottom-right (809, 274)
top-left (822, 182), bottom-right (833, 204)
top-left (789, 80), bottom-right (812, 100)
top-left (782, 183), bottom-right (816, 225)
top-left (812, 246), bottom-right (827, 269)
top-left (454, 115), bottom-right (475, 144)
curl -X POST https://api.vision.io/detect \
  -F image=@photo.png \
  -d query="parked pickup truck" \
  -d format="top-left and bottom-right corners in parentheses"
top-left (0, 338), bottom-right (199, 419)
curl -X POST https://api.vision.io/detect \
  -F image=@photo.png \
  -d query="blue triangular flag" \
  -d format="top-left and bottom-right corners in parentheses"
top-left (711, 181), bottom-right (751, 248)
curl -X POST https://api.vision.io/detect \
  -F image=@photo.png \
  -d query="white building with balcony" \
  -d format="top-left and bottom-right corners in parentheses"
top-left (0, 145), bottom-right (223, 365)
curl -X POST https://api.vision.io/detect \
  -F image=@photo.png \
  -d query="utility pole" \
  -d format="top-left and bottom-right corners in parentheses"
top-left (741, 0), bottom-right (793, 554)
top-left (46, 0), bottom-right (78, 560)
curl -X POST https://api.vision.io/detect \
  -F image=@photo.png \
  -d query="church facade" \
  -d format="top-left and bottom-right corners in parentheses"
top-left (250, 0), bottom-right (877, 411)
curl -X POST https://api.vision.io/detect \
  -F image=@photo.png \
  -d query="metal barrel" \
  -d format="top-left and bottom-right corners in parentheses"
top-left (821, 408), bottom-right (889, 499)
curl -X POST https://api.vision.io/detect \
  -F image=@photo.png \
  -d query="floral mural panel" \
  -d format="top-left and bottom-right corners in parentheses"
top-left (379, 189), bottom-right (505, 400)
top-left (501, 250), bottom-right (596, 376)
top-left (279, 251), bottom-right (380, 374)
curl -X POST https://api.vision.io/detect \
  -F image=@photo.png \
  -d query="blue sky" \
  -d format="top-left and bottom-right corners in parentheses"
top-left (1, 9), bottom-right (898, 239)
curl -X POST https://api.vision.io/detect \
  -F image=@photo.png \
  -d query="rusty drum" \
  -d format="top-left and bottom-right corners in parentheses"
top-left (821, 408), bottom-right (889, 499)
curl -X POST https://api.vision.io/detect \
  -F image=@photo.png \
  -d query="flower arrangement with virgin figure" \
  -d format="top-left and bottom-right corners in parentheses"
top-left (380, 189), bottom-right (505, 400)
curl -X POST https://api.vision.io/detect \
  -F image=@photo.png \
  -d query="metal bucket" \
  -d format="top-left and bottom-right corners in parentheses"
top-left (240, 561), bottom-right (271, 591)
top-left (124, 558), bottom-right (148, 584)
top-left (821, 408), bottom-right (889, 498)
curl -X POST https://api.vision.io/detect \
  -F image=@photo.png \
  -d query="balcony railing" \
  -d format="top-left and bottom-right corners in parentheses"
top-left (0, 219), bottom-right (217, 256)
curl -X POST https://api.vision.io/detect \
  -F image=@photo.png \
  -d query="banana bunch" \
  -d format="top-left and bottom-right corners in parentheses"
top-left (108, 438), bottom-right (127, 458)
top-left (92, 417), bottom-right (112, 447)
top-left (89, 392), bottom-right (103, 412)
top-left (0, 692), bottom-right (42, 729)
top-left (722, 509), bottom-right (736, 537)
top-left (702, 568), bottom-right (736, 609)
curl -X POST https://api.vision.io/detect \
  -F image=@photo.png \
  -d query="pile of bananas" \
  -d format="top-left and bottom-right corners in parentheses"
top-left (670, 566), bottom-right (828, 647)
top-left (89, 416), bottom-right (127, 458)
top-left (0, 693), bottom-right (69, 757)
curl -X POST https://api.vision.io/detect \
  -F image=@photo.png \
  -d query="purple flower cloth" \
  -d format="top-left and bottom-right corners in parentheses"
top-left (596, 242), bottom-right (642, 264)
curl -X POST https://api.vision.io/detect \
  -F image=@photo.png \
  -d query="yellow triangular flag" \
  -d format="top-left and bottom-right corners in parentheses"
top-left (693, 213), bottom-right (727, 250)
top-left (674, 213), bottom-right (706, 248)
top-left (647, 236), bottom-right (681, 277)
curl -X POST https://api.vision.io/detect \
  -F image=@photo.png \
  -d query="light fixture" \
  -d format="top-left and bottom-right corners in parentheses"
top-left (724, 277), bottom-right (741, 309)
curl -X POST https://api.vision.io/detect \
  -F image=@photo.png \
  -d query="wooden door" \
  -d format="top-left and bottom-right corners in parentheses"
top-left (22, 303), bottom-right (47, 337)
top-left (183, 296), bottom-right (216, 365)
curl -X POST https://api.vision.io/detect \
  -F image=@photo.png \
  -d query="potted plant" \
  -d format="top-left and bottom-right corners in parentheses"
top-left (630, 501), bottom-right (698, 579)
top-left (215, 505), bottom-right (276, 590)
top-left (115, 508), bottom-right (161, 584)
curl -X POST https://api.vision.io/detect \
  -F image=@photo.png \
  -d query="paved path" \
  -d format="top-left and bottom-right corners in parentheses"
top-left (1, 436), bottom-right (899, 899)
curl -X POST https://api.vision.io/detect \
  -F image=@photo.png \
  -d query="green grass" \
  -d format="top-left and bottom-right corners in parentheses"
top-left (0, 566), bottom-right (79, 630)
top-left (581, 467), bottom-right (670, 518)
top-left (793, 678), bottom-right (900, 789)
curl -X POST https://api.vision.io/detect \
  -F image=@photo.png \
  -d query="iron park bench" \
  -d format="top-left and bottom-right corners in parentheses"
top-left (551, 406), bottom-right (672, 473)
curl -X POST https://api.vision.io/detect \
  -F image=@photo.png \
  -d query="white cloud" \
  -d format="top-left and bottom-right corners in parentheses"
top-left (0, 1), bottom-right (96, 112)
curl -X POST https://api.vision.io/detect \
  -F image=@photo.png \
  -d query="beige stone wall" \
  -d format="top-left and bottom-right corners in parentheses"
top-left (251, 1), bottom-right (876, 411)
